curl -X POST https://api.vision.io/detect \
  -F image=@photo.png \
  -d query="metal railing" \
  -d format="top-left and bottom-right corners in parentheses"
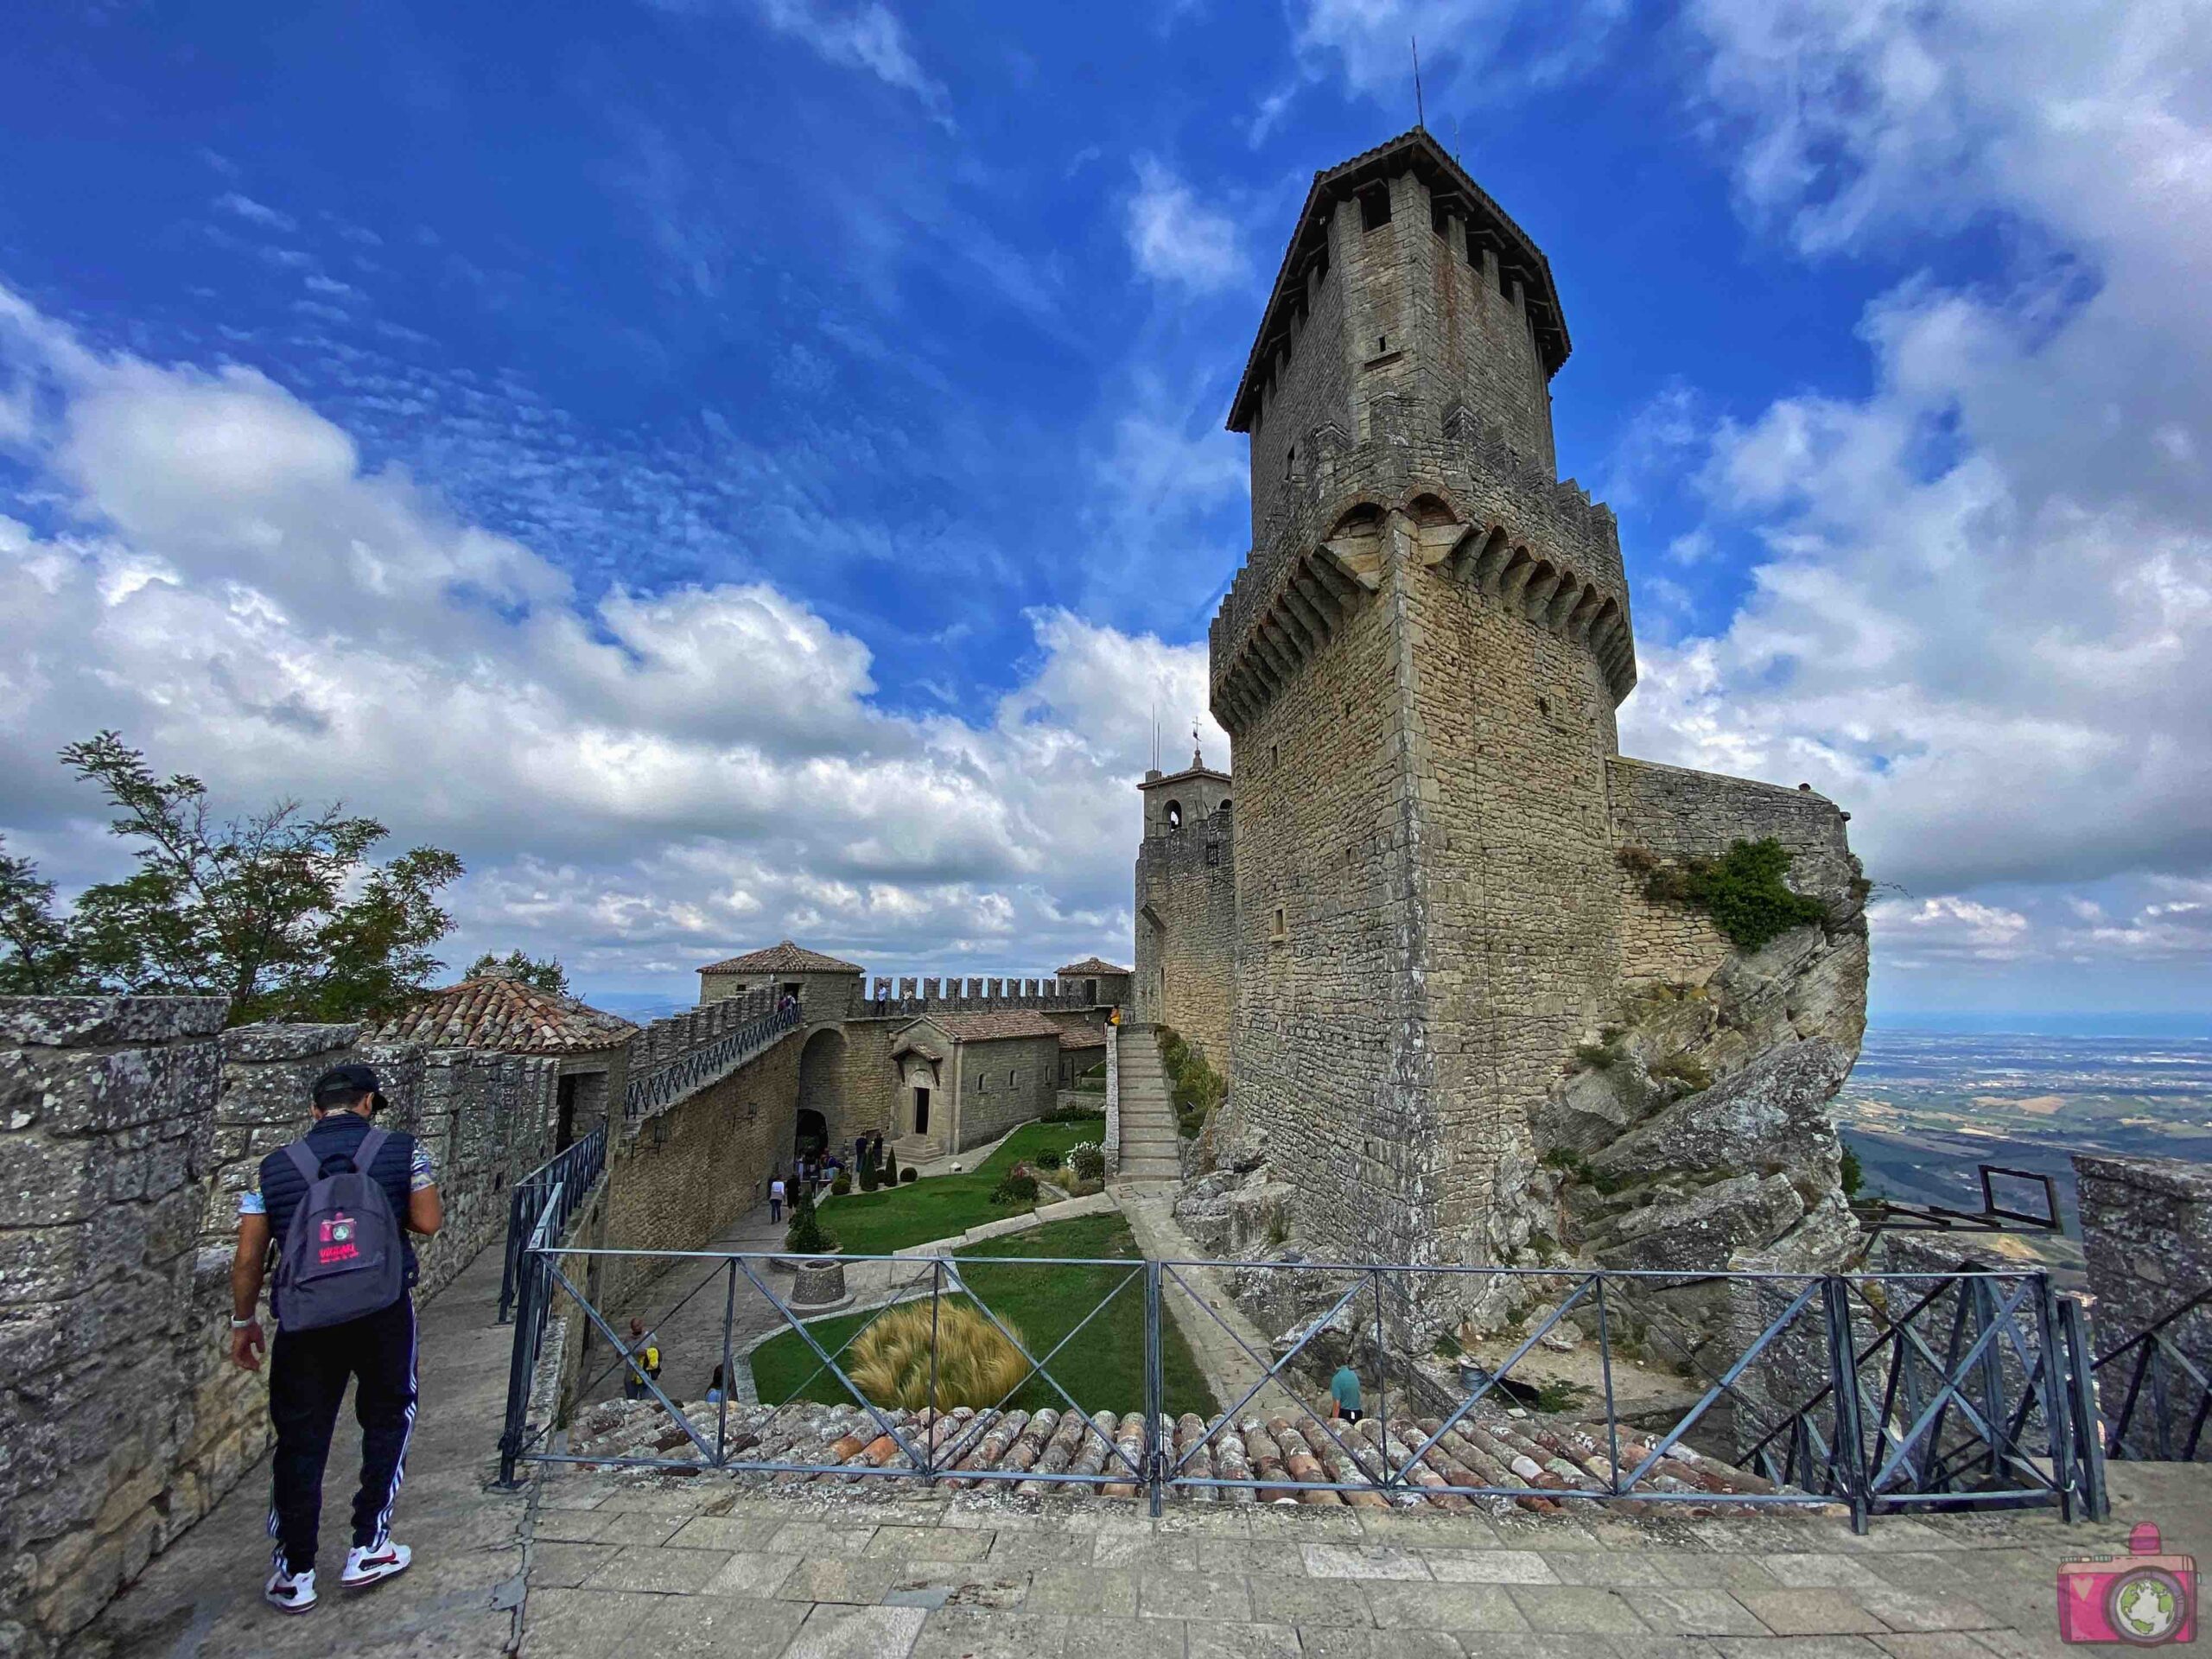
top-left (497, 1121), bottom-right (607, 1323)
top-left (2094, 1287), bottom-right (2212, 1461)
top-left (626, 1002), bottom-right (801, 1123)
top-left (495, 1242), bottom-right (2106, 1526)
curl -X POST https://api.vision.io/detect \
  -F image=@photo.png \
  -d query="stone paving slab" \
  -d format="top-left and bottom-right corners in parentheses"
top-left (499, 1458), bottom-right (2212, 1658)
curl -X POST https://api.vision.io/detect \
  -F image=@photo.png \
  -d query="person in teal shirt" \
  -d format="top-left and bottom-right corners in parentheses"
top-left (1328, 1364), bottom-right (1363, 1424)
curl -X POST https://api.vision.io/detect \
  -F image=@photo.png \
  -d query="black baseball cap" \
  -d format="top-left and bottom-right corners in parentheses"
top-left (312, 1062), bottom-right (385, 1111)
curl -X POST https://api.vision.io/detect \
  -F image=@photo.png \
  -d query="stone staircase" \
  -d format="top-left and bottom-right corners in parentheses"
top-left (1114, 1024), bottom-right (1182, 1181)
top-left (888, 1134), bottom-right (941, 1170)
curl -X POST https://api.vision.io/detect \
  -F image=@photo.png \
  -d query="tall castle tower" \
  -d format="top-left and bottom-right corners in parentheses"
top-left (1213, 130), bottom-right (1642, 1267)
top-left (1133, 745), bottom-right (1235, 1067)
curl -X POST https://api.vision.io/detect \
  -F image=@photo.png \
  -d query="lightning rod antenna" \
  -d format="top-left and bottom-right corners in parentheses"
top-left (1412, 35), bottom-right (1425, 129)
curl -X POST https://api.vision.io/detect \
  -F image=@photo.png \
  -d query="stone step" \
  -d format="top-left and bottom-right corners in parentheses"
top-left (1116, 1159), bottom-right (1181, 1179)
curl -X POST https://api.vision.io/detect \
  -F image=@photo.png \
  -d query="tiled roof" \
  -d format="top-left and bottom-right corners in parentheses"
top-left (699, 939), bottom-right (864, 975)
top-left (1056, 957), bottom-right (1133, 976)
top-left (911, 1010), bottom-right (1066, 1044)
top-left (365, 974), bottom-right (638, 1056)
top-left (569, 1397), bottom-right (1796, 1511)
top-left (1058, 1028), bottom-right (1107, 1050)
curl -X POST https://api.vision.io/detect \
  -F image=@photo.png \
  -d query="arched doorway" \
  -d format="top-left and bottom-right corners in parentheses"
top-left (794, 1108), bottom-right (827, 1160)
top-left (797, 1026), bottom-right (845, 1153)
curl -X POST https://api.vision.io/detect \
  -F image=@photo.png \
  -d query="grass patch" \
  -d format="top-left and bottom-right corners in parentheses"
top-left (815, 1119), bottom-right (1102, 1256)
top-left (748, 1212), bottom-right (1219, 1419)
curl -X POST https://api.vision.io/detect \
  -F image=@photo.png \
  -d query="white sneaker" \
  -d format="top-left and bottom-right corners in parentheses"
top-left (264, 1566), bottom-right (317, 1614)
top-left (342, 1540), bottom-right (412, 1589)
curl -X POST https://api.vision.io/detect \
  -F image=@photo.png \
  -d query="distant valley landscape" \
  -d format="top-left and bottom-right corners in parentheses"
top-left (1835, 1020), bottom-right (2212, 1282)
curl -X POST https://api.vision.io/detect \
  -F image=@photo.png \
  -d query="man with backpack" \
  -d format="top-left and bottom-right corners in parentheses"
top-left (228, 1062), bottom-right (442, 1616)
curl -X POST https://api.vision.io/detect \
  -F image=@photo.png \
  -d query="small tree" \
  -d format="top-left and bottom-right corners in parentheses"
top-left (784, 1187), bottom-right (837, 1255)
top-left (467, 949), bottom-right (569, 994)
top-left (0, 732), bottom-right (463, 1023)
top-left (0, 837), bottom-right (79, 995)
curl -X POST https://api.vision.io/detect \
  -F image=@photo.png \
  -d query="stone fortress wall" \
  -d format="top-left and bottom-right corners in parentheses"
top-left (0, 997), bottom-right (560, 1656)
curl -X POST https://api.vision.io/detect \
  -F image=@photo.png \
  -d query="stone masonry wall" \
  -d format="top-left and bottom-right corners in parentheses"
top-left (1412, 518), bottom-right (1624, 1268)
top-left (1610, 757), bottom-right (1863, 993)
top-left (0, 998), bottom-right (223, 1656)
top-left (2076, 1153), bottom-right (2212, 1456)
top-left (0, 997), bottom-right (559, 1657)
top-left (1134, 804), bottom-right (1236, 1071)
top-left (955, 1033), bottom-right (1060, 1151)
top-left (1249, 205), bottom-right (1353, 541)
top-left (1226, 555), bottom-right (1414, 1261)
top-left (596, 1029), bottom-right (802, 1316)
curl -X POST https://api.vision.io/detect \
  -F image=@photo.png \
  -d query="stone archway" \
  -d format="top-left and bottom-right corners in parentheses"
top-left (797, 1026), bottom-right (846, 1152)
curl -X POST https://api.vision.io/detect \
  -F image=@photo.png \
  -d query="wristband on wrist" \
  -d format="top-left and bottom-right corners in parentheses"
top-left (231, 1316), bottom-right (258, 1329)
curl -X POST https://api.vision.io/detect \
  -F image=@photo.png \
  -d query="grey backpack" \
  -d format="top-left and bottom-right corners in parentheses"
top-left (274, 1128), bottom-right (405, 1330)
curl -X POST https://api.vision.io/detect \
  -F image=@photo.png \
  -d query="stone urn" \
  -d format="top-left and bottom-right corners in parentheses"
top-left (788, 1259), bottom-right (854, 1314)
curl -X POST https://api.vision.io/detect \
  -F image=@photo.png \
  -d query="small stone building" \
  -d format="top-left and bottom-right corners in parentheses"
top-left (696, 939), bottom-right (865, 1017)
top-left (1056, 956), bottom-right (1134, 1011)
top-left (886, 1009), bottom-right (1065, 1160)
top-left (365, 966), bottom-right (637, 1150)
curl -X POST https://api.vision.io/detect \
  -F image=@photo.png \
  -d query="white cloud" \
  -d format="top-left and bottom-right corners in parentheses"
top-left (753, 0), bottom-right (951, 125)
top-left (0, 285), bottom-right (1224, 993)
top-left (215, 192), bottom-right (296, 232)
top-left (1278, 0), bottom-right (1627, 119)
top-left (1124, 159), bottom-right (1248, 295)
top-left (1619, 0), bottom-right (2212, 994)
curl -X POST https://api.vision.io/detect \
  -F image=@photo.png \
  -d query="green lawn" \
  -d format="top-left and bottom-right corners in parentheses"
top-left (817, 1116), bottom-right (1103, 1257)
top-left (749, 1211), bottom-right (1219, 1420)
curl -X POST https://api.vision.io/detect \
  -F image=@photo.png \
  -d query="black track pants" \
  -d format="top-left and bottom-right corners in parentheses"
top-left (265, 1296), bottom-right (418, 1575)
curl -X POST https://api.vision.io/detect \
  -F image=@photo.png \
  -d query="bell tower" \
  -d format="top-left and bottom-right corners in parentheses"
top-left (1213, 128), bottom-right (1637, 1268)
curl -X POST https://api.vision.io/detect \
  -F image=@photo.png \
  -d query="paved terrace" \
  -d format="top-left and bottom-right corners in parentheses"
top-left (76, 1232), bottom-right (2208, 1658)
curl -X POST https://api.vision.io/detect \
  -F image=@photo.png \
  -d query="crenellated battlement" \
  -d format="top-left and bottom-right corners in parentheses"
top-left (859, 976), bottom-right (1092, 1017)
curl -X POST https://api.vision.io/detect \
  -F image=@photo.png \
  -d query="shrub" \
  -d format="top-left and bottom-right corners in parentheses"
top-left (830, 1173), bottom-right (851, 1197)
top-left (1033, 1147), bottom-right (1064, 1170)
top-left (1840, 1144), bottom-right (1864, 1198)
top-left (899, 1165), bottom-right (917, 1184)
top-left (858, 1163), bottom-right (880, 1192)
top-left (1640, 838), bottom-right (1826, 952)
top-left (990, 1171), bottom-right (1040, 1206)
top-left (1069, 1143), bottom-right (1104, 1182)
top-left (783, 1189), bottom-right (838, 1256)
top-left (1041, 1102), bottom-right (1107, 1122)
top-left (1158, 1024), bottom-right (1225, 1141)
top-left (847, 1301), bottom-right (1028, 1411)
top-left (1648, 1052), bottom-right (1713, 1092)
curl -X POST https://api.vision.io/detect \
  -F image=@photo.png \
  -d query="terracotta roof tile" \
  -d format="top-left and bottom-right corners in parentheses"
top-left (1058, 1028), bottom-right (1107, 1050)
top-left (910, 1010), bottom-right (1066, 1043)
top-left (1056, 957), bottom-right (1133, 976)
top-left (365, 975), bottom-right (638, 1056)
top-left (698, 939), bottom-right (865, 975)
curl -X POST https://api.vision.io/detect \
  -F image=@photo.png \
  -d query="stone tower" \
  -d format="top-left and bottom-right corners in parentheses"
top-left (1133, 747), bottom-right (1235, 1068)
top-left (1206, 130), bottom-right (1866, 1278)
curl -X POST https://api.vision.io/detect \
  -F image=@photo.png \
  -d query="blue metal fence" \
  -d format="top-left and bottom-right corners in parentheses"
top-left (495, 1237), bottom-right (2107, 1526)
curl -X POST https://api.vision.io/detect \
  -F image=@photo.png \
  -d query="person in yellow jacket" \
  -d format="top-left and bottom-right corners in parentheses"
top-left (622, 1318), bottom-right (662, 1400)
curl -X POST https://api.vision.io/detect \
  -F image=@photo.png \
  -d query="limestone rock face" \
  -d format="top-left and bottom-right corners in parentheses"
top-left (1548, 909), bottom-right (1868, 1287)
top-left (1173, 1169), bottom-right (1294, 1257)
top-left (1586, 1039), bottom-right (1853, 1190)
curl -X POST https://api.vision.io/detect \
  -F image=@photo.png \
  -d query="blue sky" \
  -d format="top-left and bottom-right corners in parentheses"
top-left (2, 0), bottom-right (2208, 1021)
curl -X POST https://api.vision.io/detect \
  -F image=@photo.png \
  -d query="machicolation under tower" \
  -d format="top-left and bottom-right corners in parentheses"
top-left (1190, 128), bottom-right (1870, 1298)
